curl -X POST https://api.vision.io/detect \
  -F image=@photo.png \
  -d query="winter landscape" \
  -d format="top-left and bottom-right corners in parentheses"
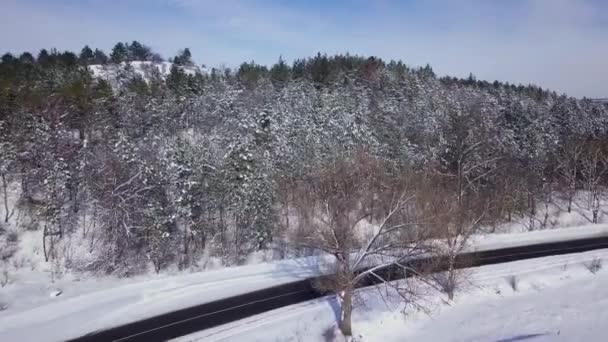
top-left (1, 1), bottom-right (608, 341)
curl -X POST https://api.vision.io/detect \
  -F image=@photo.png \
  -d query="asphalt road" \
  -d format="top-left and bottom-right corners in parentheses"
top-left (70, 235), bottom-right (608, 342)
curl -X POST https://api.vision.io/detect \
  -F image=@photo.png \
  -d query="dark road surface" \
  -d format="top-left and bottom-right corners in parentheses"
top-left (70, 235), bottom-right (608, 342)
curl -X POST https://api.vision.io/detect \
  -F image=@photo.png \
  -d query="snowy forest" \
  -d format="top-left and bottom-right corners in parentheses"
top-left (1, 41), bottom-right (608, 278)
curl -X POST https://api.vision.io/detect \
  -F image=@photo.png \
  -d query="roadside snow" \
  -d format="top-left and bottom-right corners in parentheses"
top-left (178, 249), bottom-right (608, 342)
top-left (1, 226), bottom-right (608, 342)
top-left (470, 223), bottom-right (608, 252)
top-left (0, 255), bottom-right (331, 342)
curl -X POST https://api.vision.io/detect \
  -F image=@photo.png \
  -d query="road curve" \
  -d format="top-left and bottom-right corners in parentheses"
top-left (70, 235), bottom-right (608, 342)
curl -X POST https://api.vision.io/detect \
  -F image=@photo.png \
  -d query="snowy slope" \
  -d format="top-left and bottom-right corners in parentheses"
top-left (88, 61), bottom-right (205, 86)
top-left (1, 225), bottom-right (608, 342)
top-left (178, 249), bottom-right (608, 342)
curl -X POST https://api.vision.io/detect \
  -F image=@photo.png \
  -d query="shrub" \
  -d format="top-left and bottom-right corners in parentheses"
top-left (585, 258), bottom-right (602, 274)
top-left (5, 229), bottom-right (18, 243)
top-left (506, 275), bottom-right (518, 291)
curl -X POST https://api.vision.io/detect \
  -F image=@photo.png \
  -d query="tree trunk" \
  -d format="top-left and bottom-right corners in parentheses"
top-left (2, 174), bottom-right (10, 223)
top-left (219, 203), bottom-right (226, 252)
top-left (593, 210), bottom-right (598, 224)
top-left (339, 287), bottom-right (353, 337)
top-left (43, 226), bottom-right (49, 262)
top-left (593, 195), bottom-right (600, 224)
top-left (181, 227), bottom-right (190, 270)
top-left (284, 194), bottom-right (290, 230)
top-left (447, 259), bottom-right (456, 300)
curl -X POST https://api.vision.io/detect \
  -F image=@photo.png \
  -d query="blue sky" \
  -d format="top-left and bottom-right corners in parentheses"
top-left (1, 0), bottom-right (607, 98)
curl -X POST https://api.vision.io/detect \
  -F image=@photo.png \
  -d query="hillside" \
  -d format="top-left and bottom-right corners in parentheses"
top-left (88, 61), bottom-right (205, 89)
top-left (2, 42), bottom-right (608, 340)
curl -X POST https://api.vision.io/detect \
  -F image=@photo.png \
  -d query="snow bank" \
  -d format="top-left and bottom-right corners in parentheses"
top-left (471, 223), bottom-right (608, 252)
top-left (178, 249), bottom-right (608, 342)
top-left (0, 255), bottom-right (332, 342)
top-left (1, 225), bottom-right (608, 341)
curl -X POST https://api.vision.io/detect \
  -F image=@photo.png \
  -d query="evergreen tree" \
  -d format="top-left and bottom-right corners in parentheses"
top-left (93, 48), bottom-right (108, 64)
top-left (128, 40), bottom-right (152, 61)
top-left (237, 61), bottom-right (268, 88)
top-left (292, 58), bottom-right (306, 79)
top-left (110, 42), bottom-right (128, 64)
top-left (270, 56), bottom-right (291, 86)
top-left (150, 53), bottom-right (164, 63)
top-left (59, 51), bottom-right (78, 67)
top-left (79, 45), bottom-right (95, 65)
top-left (166, 64), bottom-right (188, 93)
top-left (174, 48), bottom-right (192, 66)
top-left (419, 63), bottom-right (436, 78)
top-left (1, 53), bottom-right (16, 64)
top-left (37, 49), bottom-right (51, 65)
top-left (19, 52), bottom-right (35, 64)
top-left (308, 53), bottom-right (331, 84)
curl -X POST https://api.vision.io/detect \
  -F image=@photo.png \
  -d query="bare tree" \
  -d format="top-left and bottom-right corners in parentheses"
top-left (0, 121), bottom-right (17, 224)
top-left (292, 151), bottom-right (433, 337)
top-left (432, 99), bottom-right (501, 298)
top-left (581, 141), bottom-right (608, 223)
top-left (495, 162), bottom-right (527, 225)
top-left (424, 182), bottom-right (491, 300)
top-left (555, 139), bottom-right (584, 213)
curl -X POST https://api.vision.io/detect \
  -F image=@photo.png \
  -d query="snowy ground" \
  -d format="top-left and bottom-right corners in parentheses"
top-left (1, 226), bottom-right (608, 342)
top-left (177, 249), bottom-right (608, 342)
top-left (0, 255), bottom-right (331, 342)
top-left (2, 184), bottom-right (608, 341)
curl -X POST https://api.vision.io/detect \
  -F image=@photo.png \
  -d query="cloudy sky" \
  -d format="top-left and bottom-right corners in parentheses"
top-left (1, 0), bottom-right (607, 98)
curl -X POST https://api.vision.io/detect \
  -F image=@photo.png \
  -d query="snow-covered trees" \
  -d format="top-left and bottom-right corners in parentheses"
top-left (2, 45), bottom-right (608, 277)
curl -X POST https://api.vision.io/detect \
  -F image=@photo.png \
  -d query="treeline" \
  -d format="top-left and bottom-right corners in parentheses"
top-left (1, 41), bottom-right (607, 275)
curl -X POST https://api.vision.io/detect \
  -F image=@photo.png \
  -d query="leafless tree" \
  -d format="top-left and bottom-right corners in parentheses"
top-left (292, 151), bottom-right (434, 337)
top-left (581, 141), bottom-right (608, 223)
top-left (432, 100), bottom-right (501, 298)
top-left (0, 121), bottom-right (17, 223)
top-left (1, 172), bottom-right (15, 224)
top-left (555, 139), bottom-right (584, 213)
top-left (424, 174), bottom-right (493, 300)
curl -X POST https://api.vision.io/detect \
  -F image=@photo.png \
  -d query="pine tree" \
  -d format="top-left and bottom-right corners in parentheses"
top-left (128, 40), bottom-right (152, 61)
top-left (237, 61), bottom-right (268, 88)
top-left (79, 45), bottom-right (95, 65)
top-left (174, 48), bottom-right (192, 66)
top-left (37, 49), bottom-right (51, 65)
top-left (110, 42), bottom-right (128, 64)
top-left (19, 52), bottom-right (35, 64)
top-left (1, 53), bottom-right (16, 64)
top-left (166, 64), bottom-right (188, 93)
top-left (93, 49), bottom-right (108, 64)
top-left (292, 58), bottom-right (306, 79)
top-left (270, 56), bottom-right (291, 86)
top-left (59, 52), bottom-right (78, 67)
